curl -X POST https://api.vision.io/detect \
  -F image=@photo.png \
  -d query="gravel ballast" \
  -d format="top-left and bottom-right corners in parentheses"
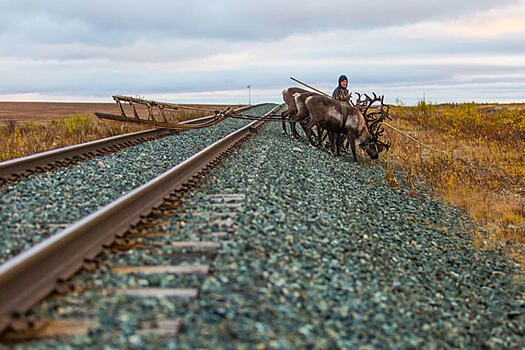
top-left (0, 104), bottom-right (276, 264)
top-left (8, 119), bottom-right (525, 348)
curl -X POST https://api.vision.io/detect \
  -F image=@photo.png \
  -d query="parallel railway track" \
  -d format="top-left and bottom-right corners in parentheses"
top-left (0, 104), bottom-right (281, 338)
top-left (0, 104), bottom-right (258, 186)
top-left (0, 128), bottom-right (175, 186)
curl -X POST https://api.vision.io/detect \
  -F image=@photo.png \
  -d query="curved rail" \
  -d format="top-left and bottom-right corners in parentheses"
top-left (0, 129), bottom-right (174, 182)
top-left (0, 103), bottom-right (282, 334)
top-left (0, 104), bottom-right (263, 184)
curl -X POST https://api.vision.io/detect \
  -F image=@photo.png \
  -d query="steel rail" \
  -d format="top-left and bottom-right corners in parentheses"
top-left (0, 128), bottom-right (174, 181)
top-left (0, 103), bottom-right (282, 334)
top-left (179, 104), bottom-right (260, 125)
top-left (0, 104), bottom-right (264, 183)
top-left (230, 114), bottom-right (284, 121)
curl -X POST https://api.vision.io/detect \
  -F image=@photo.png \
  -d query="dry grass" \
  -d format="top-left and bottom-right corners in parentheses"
top-left (383, 100), bottom-right (524, 267)
top-left (0, 108), bottom-right (211, 162)
top-left (0, 115), bottom-right (146, 161)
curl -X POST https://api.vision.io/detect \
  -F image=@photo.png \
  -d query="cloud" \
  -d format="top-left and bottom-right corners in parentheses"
top-left (0, 0), bottom-right (524, 103)
top-left (1, 0), bottom-right (519, 44)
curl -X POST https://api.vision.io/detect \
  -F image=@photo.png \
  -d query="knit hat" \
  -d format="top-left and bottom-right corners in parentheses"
top-left (338, 75), bottom-right (348, 86)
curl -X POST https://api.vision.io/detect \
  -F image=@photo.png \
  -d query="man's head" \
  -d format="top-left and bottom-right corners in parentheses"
top-left (338, 75), bottom-right (348, 89)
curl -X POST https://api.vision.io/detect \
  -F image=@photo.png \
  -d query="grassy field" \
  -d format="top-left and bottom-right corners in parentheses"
top-left (0, 115), bottom-right (148, 161)
top-left (0, 102), bottom-right (232, 161)
top-left (383, 101), bottom-right (524, 267)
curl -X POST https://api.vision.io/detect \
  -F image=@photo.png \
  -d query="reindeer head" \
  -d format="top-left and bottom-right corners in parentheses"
top-left (358, 138), bottom-right (380, 159)
top-left (358, 136), bottom-right (391, 160)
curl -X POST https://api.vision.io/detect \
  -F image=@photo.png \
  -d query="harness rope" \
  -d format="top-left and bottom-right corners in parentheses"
top-left (381, 122), bottom-right (443, 153)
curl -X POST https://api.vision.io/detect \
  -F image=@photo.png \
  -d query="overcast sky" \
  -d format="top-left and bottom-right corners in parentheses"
top-left (1, 0), bottom-right (524, 104)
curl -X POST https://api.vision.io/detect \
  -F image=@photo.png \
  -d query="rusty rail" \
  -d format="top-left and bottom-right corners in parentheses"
top-left (0, 129), bottom-right (174, 182)
top-left (0, 104), bottom-right (283, 334)
top-left (96, 96), bottom-right (258, 129)
top-left (0, 104), bottom-right (260, 184)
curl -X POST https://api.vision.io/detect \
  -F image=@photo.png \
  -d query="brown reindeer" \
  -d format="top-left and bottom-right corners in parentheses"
top-left (281, 87), bottom-right (310, 138)
top-left (291, 91), bottom-right (327, 146)
top-left (335, 92), bottom-right (391, 156)
top-left (303, 94), bottom-right (380, 162)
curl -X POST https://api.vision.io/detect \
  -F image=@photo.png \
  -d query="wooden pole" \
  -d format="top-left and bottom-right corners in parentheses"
top-left (290, 77), bottom-right (331, 98)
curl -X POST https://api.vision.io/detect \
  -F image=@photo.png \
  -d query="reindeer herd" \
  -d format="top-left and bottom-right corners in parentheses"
top-left (281, 87), bottom-right (391, 163)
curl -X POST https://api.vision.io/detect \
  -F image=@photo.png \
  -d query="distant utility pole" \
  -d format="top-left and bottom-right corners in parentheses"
top-left (247, 85), bottom-right (251, 105)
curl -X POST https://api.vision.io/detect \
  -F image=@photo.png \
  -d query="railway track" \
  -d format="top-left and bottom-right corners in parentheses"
top-left (0, 104), bottom-right (276, 266)
top-left (0, 104), bottom-right (257, 186)
top-left (0, 101), bottom-right (522, 348)
top-left (0, 103), bottom-right (283, 341)
top-left (0, 129), bottom-right (175, 186)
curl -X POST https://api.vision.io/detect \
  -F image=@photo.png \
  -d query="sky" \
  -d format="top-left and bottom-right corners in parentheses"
top-left (1, 0), bottom-right (524, 105)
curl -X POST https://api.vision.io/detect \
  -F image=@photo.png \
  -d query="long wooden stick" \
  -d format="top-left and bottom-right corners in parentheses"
top-left (290, 77), bottom-right (331, 97)
top-left (289, 76), bottom-right (442, 152)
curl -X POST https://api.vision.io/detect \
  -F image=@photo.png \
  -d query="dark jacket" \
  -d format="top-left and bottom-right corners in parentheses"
top-left (332, 86), bottom-right (350, 102)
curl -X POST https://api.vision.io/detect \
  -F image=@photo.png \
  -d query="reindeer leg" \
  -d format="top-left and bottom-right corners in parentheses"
top-left (304, 118), bottom-right (317, 147)
top-left (290, 122), bottom-right (301, 140)
top-left (349, 135), bottom-right (358, 162)
top-left (343, 137), bottom-right (350, 151)
top-left (281, 111), bottom-right (288, 135)
top-left (306, 125), bottom-right (316, 146)
top-left (328, 131), bottom-right (338, 156)
top-left (337, 133), bottom-right (344, 153)
top-left (299, 121), bottom-right (310, 141)
top-left (334, 132), bottom-right (341, 156)
top-left (328, 131), bottom-right (334, 154)
top-left (316, 125), bottom-right (323, 147)
top-left (320, 128), bottom-right (328, 146)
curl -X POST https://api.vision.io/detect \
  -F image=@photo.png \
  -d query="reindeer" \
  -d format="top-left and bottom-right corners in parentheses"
top-left (303, 94), bottom-right (385, 162)
top-left (281, 87), bottom-right (310, 138)
top-left (290, 91), bottom-right (326, 146)
top-left (332, 92), bottom-right (391, 156)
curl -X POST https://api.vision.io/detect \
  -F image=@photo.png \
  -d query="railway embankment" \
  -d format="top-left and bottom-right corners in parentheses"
top-left (12, 118), bottom-right (523, 348)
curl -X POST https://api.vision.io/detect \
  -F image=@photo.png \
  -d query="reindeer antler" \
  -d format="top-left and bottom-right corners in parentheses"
top-left (359, 93), bottom-right (392, 147)
top-left (362, 92), bottom-right (383, 120)
top-left (354, 92), bottom-right (368, 111)
top-left (348, 92), bottom-right (355, 107)
top-left (377, 139), bottom-right (391, 151)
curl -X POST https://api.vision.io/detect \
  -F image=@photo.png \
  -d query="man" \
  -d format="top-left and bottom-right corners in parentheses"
top-left (331, 75), bottom-right (351, 152)
top-left (332, 75), bottom-right (350, 103)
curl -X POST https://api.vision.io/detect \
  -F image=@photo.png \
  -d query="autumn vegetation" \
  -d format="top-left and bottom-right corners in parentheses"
top-left (383, 101), bottom-right (524, 267)
top-left (0, 109), bottom-right (212, 161)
